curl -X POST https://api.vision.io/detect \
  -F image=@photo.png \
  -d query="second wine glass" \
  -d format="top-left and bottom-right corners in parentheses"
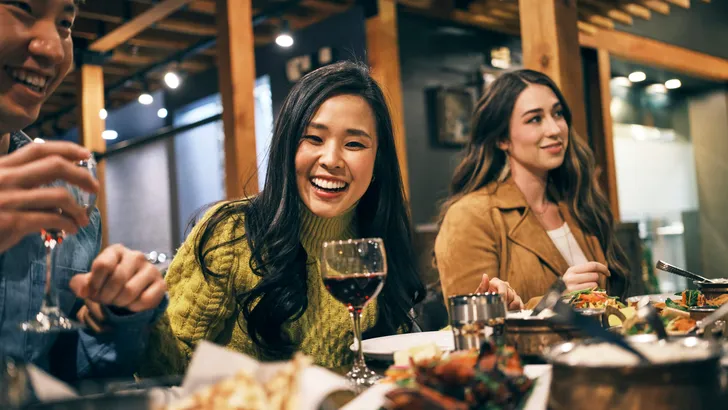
top-left (19, 156), bottom-right (98, 333)
top-left (321, 238), bottom-right (387, 390)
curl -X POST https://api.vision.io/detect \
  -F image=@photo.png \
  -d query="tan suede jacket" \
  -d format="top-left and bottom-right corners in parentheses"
top-left (435, 178), bottom-right (614, 307)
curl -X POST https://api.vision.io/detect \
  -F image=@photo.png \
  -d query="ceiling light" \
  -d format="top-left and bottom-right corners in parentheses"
top-left (102, 130), bottom-right (118, 140)
top-left (276, 20), bottom-right (294, 48)
top-left (138, 93), bottom-right (154, 105)
top-left (646, 83), bottom-right (667, 94)
top-left (610, 76), bottom-right (632, 88)
top-left (665, 79), bottom-right (682, 90)
top-left (34, 138), bottom-right (45, 143)
top-left (157, 108), bottom-right (168, 119)
top-left (99, 109), bottom-right (108, 120)
top-left (164, 71), bottom-right (181, 89)
top-left (628, 71), bottom-right (646, 82)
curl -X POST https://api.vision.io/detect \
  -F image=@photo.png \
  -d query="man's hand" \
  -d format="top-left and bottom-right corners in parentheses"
top-left (0, 141), bottom-right (98, 252)
top-left (76, 300), bottom-right (111, 333)
top-left (70, 244), bottom-right (167, 313)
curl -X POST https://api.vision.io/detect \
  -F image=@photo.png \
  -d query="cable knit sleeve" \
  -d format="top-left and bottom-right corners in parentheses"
top-left (141, 204), bottom-right (244, 377)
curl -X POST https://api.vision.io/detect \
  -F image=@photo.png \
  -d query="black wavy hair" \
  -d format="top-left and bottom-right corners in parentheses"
top-left (194, 61), bottom-right (426, 357)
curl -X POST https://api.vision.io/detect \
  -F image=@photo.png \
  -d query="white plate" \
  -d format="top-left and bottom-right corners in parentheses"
top-left (350, 331), bottom-right (456, 361)
top-left (626, 293), bottom-right (681, 304)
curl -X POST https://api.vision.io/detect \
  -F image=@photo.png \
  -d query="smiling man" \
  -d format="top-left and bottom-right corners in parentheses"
top-left (0, 0), bottom-right (168, 383)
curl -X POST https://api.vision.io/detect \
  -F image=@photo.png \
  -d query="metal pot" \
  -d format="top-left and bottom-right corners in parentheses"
top-left (695, 280), bottom-right (728, 299)
top-left (545, 337), bottom-right (723, 410)
top-left (504, 317), bottom-right (582, 359)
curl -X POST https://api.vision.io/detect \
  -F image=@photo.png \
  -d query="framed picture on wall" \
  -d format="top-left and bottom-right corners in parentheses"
top-left (429, 86), bottom-right (477, 147)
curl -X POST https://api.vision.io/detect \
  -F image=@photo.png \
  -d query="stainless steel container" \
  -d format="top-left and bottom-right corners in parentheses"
top-left (545, 337), bottom-right (723, 410)
top-left (695, 280), bottom-right (728, 300)
top-left (448, 293), bottom-right (506, 350)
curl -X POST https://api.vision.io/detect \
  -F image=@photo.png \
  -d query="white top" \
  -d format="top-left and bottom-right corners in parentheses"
top-left (546, 223), bottom-right (588, 267)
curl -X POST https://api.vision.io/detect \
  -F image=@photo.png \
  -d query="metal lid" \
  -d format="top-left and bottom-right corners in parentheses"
top-left (448, 292), bottom-right (503, 306)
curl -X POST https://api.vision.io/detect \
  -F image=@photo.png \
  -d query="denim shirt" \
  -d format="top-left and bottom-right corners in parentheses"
top-left (0, 132), bottom-right (167, 382)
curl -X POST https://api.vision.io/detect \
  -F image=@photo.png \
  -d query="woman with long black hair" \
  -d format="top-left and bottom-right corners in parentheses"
top-left (142, 61), bottom-right (425, 374)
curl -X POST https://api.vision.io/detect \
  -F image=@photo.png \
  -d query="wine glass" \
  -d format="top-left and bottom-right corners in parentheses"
top-left (321, 238), bottom-right (387, 390)
top-left (20, 156), bottom-right (98, 333)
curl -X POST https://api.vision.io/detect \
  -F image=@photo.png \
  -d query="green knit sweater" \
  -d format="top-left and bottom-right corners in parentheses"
top-left (141, 202), bottom-right (378, 376)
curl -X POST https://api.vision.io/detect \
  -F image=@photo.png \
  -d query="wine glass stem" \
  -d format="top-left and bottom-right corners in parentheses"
top-left (350, 307), bottom-right (366, 367)
top-left (41, 241), bottom-right (60, 312)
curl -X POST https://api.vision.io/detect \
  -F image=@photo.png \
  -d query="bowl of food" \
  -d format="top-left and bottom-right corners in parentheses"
top-left (545, 337), bottom-right (722, 410)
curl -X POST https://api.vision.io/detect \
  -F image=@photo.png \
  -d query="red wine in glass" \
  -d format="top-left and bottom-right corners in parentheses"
top-left (321, 238), bottom-right (387, 390)
top-left (323, 273), bottom-right (385, 310)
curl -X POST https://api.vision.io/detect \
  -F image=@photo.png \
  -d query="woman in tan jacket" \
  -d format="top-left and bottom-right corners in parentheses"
top-left (435, 69), bottom-right (630, 307)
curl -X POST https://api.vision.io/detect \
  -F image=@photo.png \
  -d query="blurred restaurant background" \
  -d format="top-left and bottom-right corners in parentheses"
top-left (25, 0), bottom-right (728, 301)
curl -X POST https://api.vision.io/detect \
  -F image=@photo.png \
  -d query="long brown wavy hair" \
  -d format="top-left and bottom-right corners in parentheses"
top-left (439, 69), bottom-right (630, 297)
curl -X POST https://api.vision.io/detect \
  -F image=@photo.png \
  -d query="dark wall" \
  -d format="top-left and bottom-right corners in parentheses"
top-left (615, 1), bottom-right (728, 61)
top-left (398, 12), bottom-right (521, 225)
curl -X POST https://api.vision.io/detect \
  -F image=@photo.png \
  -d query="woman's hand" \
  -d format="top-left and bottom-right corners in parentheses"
top-left (475, 274), bottom-right (524, 310)
top-left (562, 262), bottom-right (610, 292)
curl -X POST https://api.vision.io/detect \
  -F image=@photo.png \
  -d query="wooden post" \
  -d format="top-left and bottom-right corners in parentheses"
top-left (216, 0), bottom-right (258, 198)
top-left (518, 0), bottom-right (588, 138)
top-left (366, 0), bottom-right (410, 198)
top-left (76, 64), bottom-right (109, 247)
top-left (583, 48), bottom-right (620, 220)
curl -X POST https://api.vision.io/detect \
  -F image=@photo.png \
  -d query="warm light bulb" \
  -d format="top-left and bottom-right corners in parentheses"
top-left (628, 71), bottom-right (646, 82)
top-left (164, 72), bottom-right (181, 89)
top-left (665, 79), bottom-right (682, 90)
top-left (276, 33), bottom-right (293, 48)
top-left (138, 93), bottom-right (154, 105)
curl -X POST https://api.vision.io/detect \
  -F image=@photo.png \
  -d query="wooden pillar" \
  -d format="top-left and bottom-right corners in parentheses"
top-left (76, 64), bottom-right (109, 247)
top-left (365, 0), bottom-right (410, 198)
top-left (216, 0), bottom-right (258, 199)
top-left (583, 48), bottom-right (620, 220)
top-left (518, 0), bottom-right (588, 138)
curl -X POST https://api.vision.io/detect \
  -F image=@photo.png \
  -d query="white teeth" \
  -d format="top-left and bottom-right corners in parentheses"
top-left (311, 177), bottom-right (347, 190)
top-left (8, 68), bottom-right (48, 90)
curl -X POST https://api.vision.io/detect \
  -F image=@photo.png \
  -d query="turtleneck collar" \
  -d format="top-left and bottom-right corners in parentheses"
top-left (299, 202), bottom-right (358, 258)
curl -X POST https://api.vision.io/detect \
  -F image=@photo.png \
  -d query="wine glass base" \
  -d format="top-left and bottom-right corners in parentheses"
top-left (346, 364), bottom-right (382, 392)
top-left (19, 309), bottom-right (84, 333)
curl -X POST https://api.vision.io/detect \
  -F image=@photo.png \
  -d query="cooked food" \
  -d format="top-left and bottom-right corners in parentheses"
top-left (623, 314), bottom-right (696, 336)
top-left (382, 342), bottom-right (533, 410)
top-left (165, 354), bottom-right (310, 410)
top-left (564, 288), bottom-right (625, 310)
top-left (664, 290), bottom-right (728, 312)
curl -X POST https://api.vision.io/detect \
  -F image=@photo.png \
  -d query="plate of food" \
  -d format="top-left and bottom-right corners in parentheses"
top-left (351, 331), bottom-right (461, 362)
top-left (625, 293), bottom-right (682, 305)
top-left (563, 287), bottom-right (625, 310)
top-left (380, 341), bottom-right (537, 410)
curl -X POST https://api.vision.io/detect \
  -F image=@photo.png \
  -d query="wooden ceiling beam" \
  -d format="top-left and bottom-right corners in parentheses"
top-left (90, 0), bottom-right (196, 52)
top-left (188, 0), bottom-right (217, 14)
top-left (154, 19), bottom-right (217, 36)
top-left (663, 0), bottom-right (690, 8)
top-left (580, 0), bottom-right (633, 25)
top-left (636, 1), bottom-right (669, 15)
top-left (579, 28), bottom-right (728, 81)
top-left (579, 11), bottom-right (615, 30)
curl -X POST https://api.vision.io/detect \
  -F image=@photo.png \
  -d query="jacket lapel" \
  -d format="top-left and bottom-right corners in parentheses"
top-left (508, 208), bottom-right (571, 278)
top-left (491, 179), bottom-right (571, 277)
